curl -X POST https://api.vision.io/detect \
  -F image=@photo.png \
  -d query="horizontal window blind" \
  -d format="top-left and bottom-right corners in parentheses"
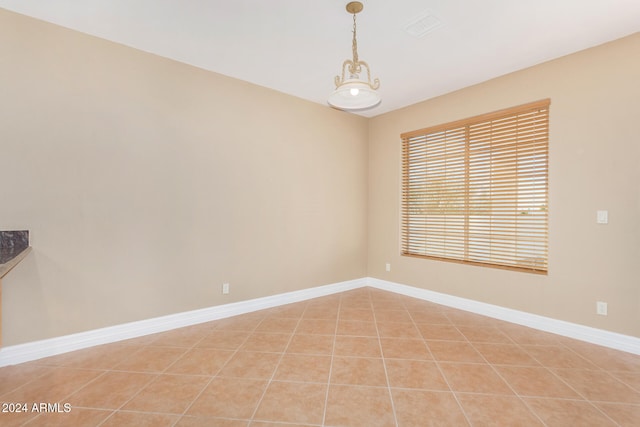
top-left (401, 99), bottom-right (550, 273)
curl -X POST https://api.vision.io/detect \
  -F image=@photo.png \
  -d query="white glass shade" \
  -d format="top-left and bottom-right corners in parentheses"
top-left (328, 78), bottom-right (381, 111)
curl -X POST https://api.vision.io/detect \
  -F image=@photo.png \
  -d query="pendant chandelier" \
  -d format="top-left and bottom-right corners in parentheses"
top-left (328, 1), bottom-right (381, 111)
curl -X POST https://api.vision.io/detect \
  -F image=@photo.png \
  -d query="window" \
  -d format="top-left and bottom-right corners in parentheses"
top-left (401, 99), bottom-right (549, 274)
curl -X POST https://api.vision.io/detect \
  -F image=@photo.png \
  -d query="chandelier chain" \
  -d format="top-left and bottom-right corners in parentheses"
top-left (351, 13), bottom-right (359, 66)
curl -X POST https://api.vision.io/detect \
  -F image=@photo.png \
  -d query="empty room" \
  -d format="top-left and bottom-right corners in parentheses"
top-left (0, 1), bottom-right (639, 426)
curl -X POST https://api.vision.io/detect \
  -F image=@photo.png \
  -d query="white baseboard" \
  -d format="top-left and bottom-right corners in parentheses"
top-left (2, 276), bottom-right (638, 367)
top-left (367, 277), bottom-right (640, 355)
top-left (0, 278), bottom-right (365, 367)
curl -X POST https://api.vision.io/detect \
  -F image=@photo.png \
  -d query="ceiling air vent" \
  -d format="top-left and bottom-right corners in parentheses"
top-left (404, 11), bottom-right (443, 38)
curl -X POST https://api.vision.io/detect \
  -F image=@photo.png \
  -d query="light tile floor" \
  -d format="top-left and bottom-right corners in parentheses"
top-left (1, 287), bottom-right (639, 426)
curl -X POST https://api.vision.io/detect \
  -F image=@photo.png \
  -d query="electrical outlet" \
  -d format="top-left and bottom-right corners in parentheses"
top-left (596, 301), bottom-right (607, 316)
top-left (222, 283), bottom-right (230, 295)
top-left (385, 263), bottom-right (391, 272)
top-left (596, 210), bottom-right (608, 224)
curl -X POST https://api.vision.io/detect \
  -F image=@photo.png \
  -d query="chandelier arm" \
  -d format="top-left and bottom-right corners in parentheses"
top-left (357, 61), bottom-right (380, 90)
top-left (335, 60), bottom-right (352, 87)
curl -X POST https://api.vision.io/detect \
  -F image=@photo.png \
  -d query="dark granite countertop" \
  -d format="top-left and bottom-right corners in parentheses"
top-left (0, 231), bottom-right (31, 279)
top-left (0, 246), bottom-right (29, 264)
top-left (0, 247), bottom-right (31, 279)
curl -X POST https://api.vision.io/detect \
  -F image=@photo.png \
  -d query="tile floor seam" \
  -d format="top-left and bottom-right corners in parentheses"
top-left (406, 301), bottom-right (477, 427)
top-left (328, 383), bottom-right (411, 391)
top-left (609, 374), bottom-right (640, 394)
top-left (176, 323), bottom-right (256, 423)
top-left (321, 295), bottom-right (341, 427)
top-left (582, 368), bottom-right (640, 404)
top-left (404, 302), bottom-right (478, 426)
top-left (98, 408), bottom-right (185, 417)
top-left (248, 304), bottom-right (309, 424)
top-left (520, 343), bottom-right (595, 372)
top-left (467, 335), bottom-right (547, 424)
top-left (493, 363), bottom-right (589, 407)
top-left (20, 409), bottom-right (116, 427)
top-left (407, 310), bottom-right (438, 358)
top-left (545, 366), bottom-right (601, 404)
top-left (423, 341), bottom-right (474, 426)
top-left (0, 366), bottom-right (56, 400)
top-left (89, 372), bottom-right (161, 427)
top-left (456, 392), bottom-right (550, 427)
top-left (59, 369), bottom-right (118, 407)
top-left (586, 400), bottom-right (629, 426)
top-left (517, 396), bottom-right (554, 426)
top-left (429, 312), bottom-right (514, 425)
top-left (559, 340), bottom-right (608, 371)
top-left (91, 405), bottom-right (120, 426)
top-left (521, 395), bottom-right (626, 427)
top-left (497, 325), bottom-right (519, 346)
top-left (590, 401), bottom-right (640, 406)
top-left (559, 343), bottom-right (606, 371)
top-left (107, 369), bottom-right (213, 377)
top-left (261, 378), bottom-right (329, 386)
top-left (115, 346), bottom-right (191, 375)
top-left (176, 414), bottom-right (251, 425)
top-left (0, 366), bottom-right (104, 405)
top-left (511, 340), bottom-right (547, 368)
top-left (100, 338), bottom-right (204, 423)
top-left (154, 325), bottom-right (216, 375)
top-left (372, 292), bottom-right (399, 427)
top-left (48, 368), bottom-right (112, 408)
top-left (573, 366), bottom-right (640, 389)
top-left (222, 348), bottom-right (291, 355)
top-left (603, 371), bottom-right (640, 394)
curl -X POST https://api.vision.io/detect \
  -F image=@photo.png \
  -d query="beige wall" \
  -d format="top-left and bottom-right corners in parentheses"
top-left (368, 33), bottom-right (640, 337)
top-left (0, 10), bottom-right (368, 345)
top-left (1, 8), bottom-right (638, 346)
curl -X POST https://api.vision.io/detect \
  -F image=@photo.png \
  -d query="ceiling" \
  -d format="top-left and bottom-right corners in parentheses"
top-left (1, 0), bottom-right (639, 117)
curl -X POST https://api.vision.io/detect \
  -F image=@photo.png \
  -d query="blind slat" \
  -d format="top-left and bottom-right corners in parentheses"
top-left (401, 99), bottom-right (550, 273)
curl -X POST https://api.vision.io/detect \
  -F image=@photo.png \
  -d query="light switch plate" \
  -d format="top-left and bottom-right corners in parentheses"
top-left (596, 210), bottom-right (608, 224)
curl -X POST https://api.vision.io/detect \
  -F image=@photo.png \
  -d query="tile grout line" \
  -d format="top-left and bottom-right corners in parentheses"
top-left (514, 335), bottom-right (606, 411)
top-left (174, 315), bottom-right (262, 425)
top-left (35, 347), bottom-right (157, 427)
top-left (248, 302), bottom-right (310, 424)
top-left (426, 309), bottom-right (475, 426)
top-left (461, 322), bottom-right (627, 426)
top-left (556, 341), bottom-right (606, 372)
top-left (539, 365), bottom-right (629, 426)
top-left (462, 327), bottom-right (549, 426)
top-left (164, 322), bottom-right (231, 427)
top-left (0, 364), bottom-right (60, 402)
top-left (407, 303), bottom-right (481, 425)
top-left (99, 324), bottom-right (221, 427)
top-left (93, 375), bottom-right (160, 426)
top-left (321, 295), bottom-right (342, 427)
top-left (371, 291), bottom-right (400, 427)
top-left (432, 337), bottom-right (634, 425)
top-left (9, 365), bottom-right (111, 427)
